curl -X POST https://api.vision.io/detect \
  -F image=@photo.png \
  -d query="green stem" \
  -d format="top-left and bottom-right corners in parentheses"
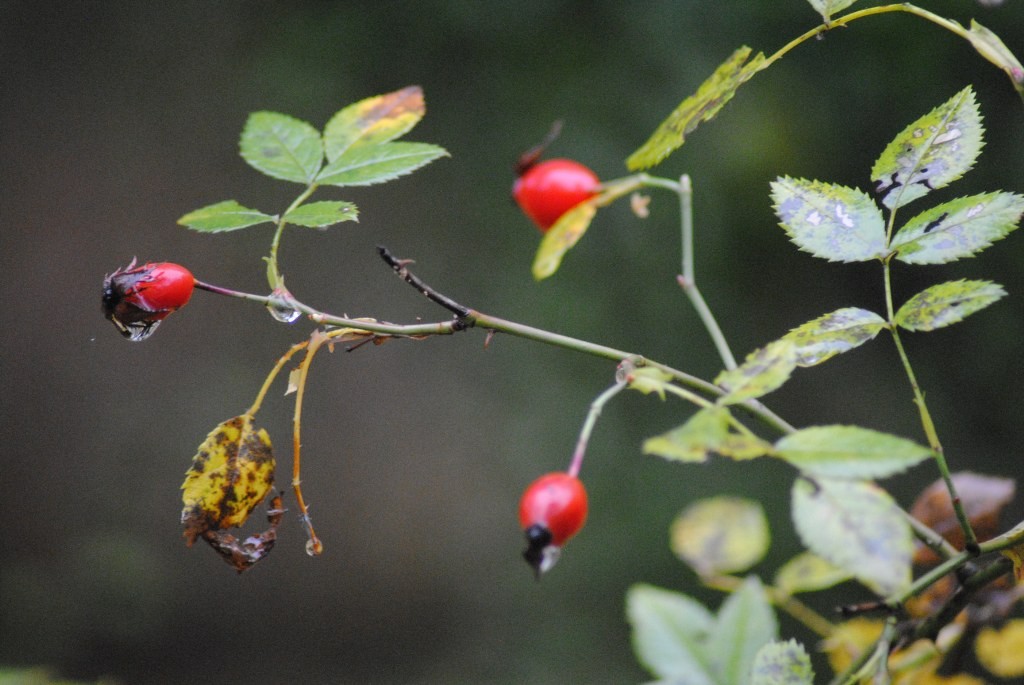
top-left (568, 381), bottom-right (628, 477)
top-left (267, 184), bottom-right (319, 289)
top-left (883, 261), bottom-right (978, 552)
top-left (676, 174), bottom-right (737, 370)
top-left (765, 4), bottom-right (978, 71)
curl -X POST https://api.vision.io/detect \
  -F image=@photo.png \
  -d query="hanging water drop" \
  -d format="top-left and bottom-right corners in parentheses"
top-left (267, 300), bottom-right (301, 323)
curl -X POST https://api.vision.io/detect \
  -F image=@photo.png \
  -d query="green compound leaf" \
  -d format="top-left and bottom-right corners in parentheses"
top-left (771, 178), bottom-right (887, 262)
top-left (806, 0), bottom-right (858, 23)
top-left (775, 425), bottom-right (933, 480)
top-left (892, 192), bottom-right (1024, 264)
top-left (791, 477), bottom-right (913, 595)
top-left (643, 406), bottom-right (772, 463)
top-left (177, 200), bottom-right (277, 232)
top-left (966, 20), bottom-right (1024, 99)
top-left (282, 200), bottom-right (359, 228)
top-left (627, 584), bottom-right (716, 684)
top-left (715, 340), bottom-right (797, 405)
top-left (709, 577), bottom-right (778, 685)
top-left (871, 86), bottom-right (984, 211)
top-left (894, 279), bottom-right (1006, 332)
top-left (323, 85), bottom-right (425, 162)
top-left (316, 141), bottom-right (448, 187)
top-left (670, 497), bottom-right (770, 577)
top-left (751, 640), bottom-right (815, 685)
top-left (782, 307), bottom-right (887, 367)
top-left (627, 46), bottom-right (765, 171)
top-left (240, 111), bottom-right (324, 184)
top-left (773, 551), bottom-right (852, 595)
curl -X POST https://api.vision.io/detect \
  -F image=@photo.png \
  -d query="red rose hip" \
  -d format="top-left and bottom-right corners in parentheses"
top-left (102, 260), bottom-right (195, 341)
top-left (519, 471), bottom-right (588, 576)
top-left (513, 158), bottom-right (599, 232)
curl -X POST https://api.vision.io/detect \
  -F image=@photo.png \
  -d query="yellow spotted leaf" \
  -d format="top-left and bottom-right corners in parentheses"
top-left (322, 85), bottom-right (425, 162)
top-left (181, 415), bottom-right (276, 545)
top-left (821, 618), bottom-right (885, 675)
top-left (670, 496), bottom-right (769, 577)
top-left (975, 620), bottom-right (1024, 678)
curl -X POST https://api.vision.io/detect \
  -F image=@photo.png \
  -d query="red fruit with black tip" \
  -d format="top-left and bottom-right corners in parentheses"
top-left (513, 159), bottom-right (599, 232)
top-left (519, 472), bottom-right (588, 576)
top-left (102, 260), bottom-right (195, 341)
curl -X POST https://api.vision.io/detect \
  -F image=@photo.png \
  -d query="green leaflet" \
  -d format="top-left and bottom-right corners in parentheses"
top-left (239, 111), bottom-right (324, 185)
top-left (643, 406), bottom-right (772, 463)
top-left (806, 0), bottom-right (858, 23)
top-left (773, 552), bottom-right (852, 595)
top-left (322, 85), bottom-right (426, 162)
top-left (751, 640), bottom-right (815, 685)
top-left (626, 579), bottom-right (777, 685)
top-left (626, 47), bottom-right (765, 171)
top-left (871, 86), bottom-right (984, 210)
top-left (770, 178), bottom-right (887, 262)
top-left (627, 584), bottom-right (716, 684)
top-left (316, 141), bottom-right (448, 187)
top-left (177, 200), bottom-right (276, 232)
top-left (894, 279), bottom-right (1006, 332)
top-left (670, 497), bottom-right (770, 577)
top-left (782, 307), bottom-right (886, 366)
top-left (715, 340), bottom-right (797, 405)
top-left (892, 191), bottom-right (1024, 264)
top-left (775, 425), bottom-right (932, 480)
top-left (707, 577), bottom-right (779, 685)
top-left (791, 477), bottom-right (912, 595)
top-left (282, 200), bottom-right (359, 228)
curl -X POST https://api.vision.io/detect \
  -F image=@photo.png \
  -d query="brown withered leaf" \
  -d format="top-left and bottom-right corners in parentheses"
top-left (911, 471), bottom-right (1015, 565)
top-left (200, 493), bottom-right (284, 573)
top-left (181, 415), bottom-right (276, 554)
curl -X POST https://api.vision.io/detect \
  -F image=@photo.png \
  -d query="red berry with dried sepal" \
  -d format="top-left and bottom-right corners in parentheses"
top-left (519, 472), bottom-right (588, 576)
top-left (513, 158), bottom-right (599, 232)
top-left (102, 260), bottom-right (194, 341)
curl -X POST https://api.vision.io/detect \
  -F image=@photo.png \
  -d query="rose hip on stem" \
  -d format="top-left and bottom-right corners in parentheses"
top-left (102, 259), bottom-right (195, 341)
top-left (519, 472), bottom-right (588, 577)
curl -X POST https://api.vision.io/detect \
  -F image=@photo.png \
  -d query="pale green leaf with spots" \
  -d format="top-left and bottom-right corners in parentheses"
top-left (894, 279), bottom-right (1006, 332)
top-left (644, 407), bottom-right (729, 463)
top-left (671, 497), bottom-right (770, 577)
top-left (775, 425), bottom-right (932, 480)
top-left (871, 86), bottom-right (984, 210)
top-left (715, 340), bottom-right (797, 405)
top-left (892, 192), bottom-right (1024, 264)
top-left (782, 307), bottom-right (887, 366)
top-left (751, 640), bottom-right (815, 685)
top-left (771, 178), bottom-right (887, 262)
top-left (283, 201), bottom-right (359, 228)
top-left (792, 477), bottom-right (913, 595)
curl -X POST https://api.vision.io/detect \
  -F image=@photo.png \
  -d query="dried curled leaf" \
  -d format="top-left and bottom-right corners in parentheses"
top-left (181, 415), bottom-right (278, 571)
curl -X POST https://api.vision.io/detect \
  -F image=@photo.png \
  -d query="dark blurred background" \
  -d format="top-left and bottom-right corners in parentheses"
top-left (3, 1), bottom-right (1024, 683)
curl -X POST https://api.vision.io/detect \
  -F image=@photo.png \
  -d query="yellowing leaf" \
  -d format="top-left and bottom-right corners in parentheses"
top-left (627, 47), bottom-right (765, 170)
top-left (821, 618), bottom-right (884, 675)
top-left (531, 199), bottom-right (598, 280)
top-left (322, 85), bottom-right (426, 161)
top-left (773, 551), bottom-right (852, 595)
top-left (1001, 542), bottom-right (1024, 583)
top-left (715, 340), bottom-right (797, 405)
top-left (181, 415), bottom-right (276, 545)
top-left (782, 307), bottom-right (886, 367)
top-left (671, 497), bottom-right (770, 577)
top-left (894, 279), bottom-right (1006, 332)
top-left (975, 620), bottom-right (1024, 678)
